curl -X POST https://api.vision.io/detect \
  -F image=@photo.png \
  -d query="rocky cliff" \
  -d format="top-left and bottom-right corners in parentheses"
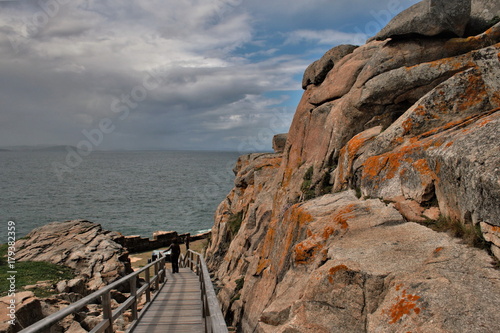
top-left (205, 1), bottom-right (500, 332)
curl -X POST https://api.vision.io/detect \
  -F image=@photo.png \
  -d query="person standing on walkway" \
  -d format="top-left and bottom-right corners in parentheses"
top-left (168, 239), bottom-right (181, 273)
top-left (185, 233), bottom-right (190, 251)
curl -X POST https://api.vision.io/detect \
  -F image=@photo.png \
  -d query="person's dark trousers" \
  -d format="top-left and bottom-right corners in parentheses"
top-left (172, 257), bottom-right (179, 273)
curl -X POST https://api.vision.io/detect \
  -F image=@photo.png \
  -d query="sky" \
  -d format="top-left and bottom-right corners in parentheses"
top-left (0, 0), bottom-right (420, 152)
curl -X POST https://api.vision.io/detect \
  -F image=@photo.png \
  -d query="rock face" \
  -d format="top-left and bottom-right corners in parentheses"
top-left (272, 133), bottom-right (288, 153)
top-left (302, 44), bottom-right (358, 88)
top-left (469, 0), bottom-right (500, 35)
top-left (0, 291), bottom-right (87, 333)
top-left (371, 0), bottom-right (472, 41)
top-left (206, 1), bottom-right (500, 332)
top-left (15, 220), bottom-right (132, 292)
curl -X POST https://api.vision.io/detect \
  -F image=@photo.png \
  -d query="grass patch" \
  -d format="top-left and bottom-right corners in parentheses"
top-left (487, 16), bottom-right (500, 27)
top-left (355, 187), bottom-right (362, 199)
top-left (0, 244), bottom-right (75, 297)
top-left (234, 277), bottom-right (244, 294)
top-left (420, 216), bottom-right (488, 250)
top-left (228, 212), bottom-right (244, 237)
top-left (318, 171), bottom-right (333, 196)
top-left (230, 293), bottom-right (241, 303)
top-left (301, 166), bottom-right (315, 201)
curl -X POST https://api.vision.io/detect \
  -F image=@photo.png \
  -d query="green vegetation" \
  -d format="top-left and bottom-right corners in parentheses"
top-left (301, 166), bottom-right (316, 200)
top-left (355, 186), bottom-right (362, 199)
top-left (228, 211), bottom-right (244, 237)
top-left (0, 244), bottom-right (75, 297)
top-left (487, 16), bottom-right (500, 27)
top-left (230, 277), bottom-right (245, 304)
top-left (234, 277), bottom-right (244, 293)
top-left (420, 216), bottom-right (488, 250)
top-left (318, 171), bottom-right (333, 196)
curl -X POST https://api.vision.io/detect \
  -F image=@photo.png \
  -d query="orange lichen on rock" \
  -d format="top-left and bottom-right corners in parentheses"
top-left (294, 239), bottom-right (323, 265)
top-left (255, 258), bottom-right (270, 275)
top-left (328, 264), bottom-right (349, 283)
top-left (402, 117), bottom-right (417, 136)
top-left (362, 155), bottom-right (392, 180)
top-left (322, 226), bottom-right (336, 239)
top-left (361, 134), bottom-right (449, 185)
top-left (477, 117), bottom-right (493, 128)
top-left (336, 129), bottom-right (379, 189)
top-left (418, 108), bottom-right (499, 140)
top-left (257, 227), bottom-right (276, 266)
top-left (384, 286), bottom-right (422, 324)
top-left (332, 204), bottom-right (356, 230)
top-left (345, 130), bottom-right (374, 154)
top-left (411, 159), bottom-right (436, 185)
top-left (457, 73), bottom-right (487, 112)
top-left (434, 247), bottom-right (444, 253)
top-left (287, 205), bottom-right (314, 227)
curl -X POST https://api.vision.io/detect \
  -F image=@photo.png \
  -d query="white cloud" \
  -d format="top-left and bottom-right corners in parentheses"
top-left (285, 29), bottom-right (367, 46)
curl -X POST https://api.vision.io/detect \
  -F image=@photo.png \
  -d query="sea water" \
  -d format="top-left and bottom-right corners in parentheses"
top-left (0, 150), bottom-right (241, 238)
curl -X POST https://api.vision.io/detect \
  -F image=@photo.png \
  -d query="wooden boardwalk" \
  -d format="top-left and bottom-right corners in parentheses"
top-left (131, 267), bottom-right (204, 333)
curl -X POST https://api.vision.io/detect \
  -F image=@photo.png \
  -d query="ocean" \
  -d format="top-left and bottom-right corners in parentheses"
top-left (0, 150), bottom-right (241, 239)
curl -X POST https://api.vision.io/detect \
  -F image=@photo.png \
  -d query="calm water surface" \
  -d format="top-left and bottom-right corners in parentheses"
top-left (0, 150), bottom-right (240, 238)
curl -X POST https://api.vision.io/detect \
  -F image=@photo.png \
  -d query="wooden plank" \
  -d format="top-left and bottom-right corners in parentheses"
top-left (130, 268), bottom-right (204, 333)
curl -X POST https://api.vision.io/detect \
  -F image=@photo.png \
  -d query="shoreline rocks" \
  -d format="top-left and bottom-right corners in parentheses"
top-left (15, 220), bottom-right (132, 293)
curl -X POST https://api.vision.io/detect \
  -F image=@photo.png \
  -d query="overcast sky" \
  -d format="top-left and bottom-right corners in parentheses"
top-left (0, 0), bottom-right (419, 151)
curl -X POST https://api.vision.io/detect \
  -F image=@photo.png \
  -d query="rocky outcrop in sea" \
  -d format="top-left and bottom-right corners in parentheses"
top-left (205, 0), bottom-right (500, 332)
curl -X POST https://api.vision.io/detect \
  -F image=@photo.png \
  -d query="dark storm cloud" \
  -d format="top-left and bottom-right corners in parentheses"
top-left (0, 0), bottom-right (419, 151)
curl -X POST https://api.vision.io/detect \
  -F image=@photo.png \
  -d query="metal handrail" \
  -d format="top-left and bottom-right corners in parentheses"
top-left (18, 255), bottom-right (167, 333)
top-left (180, 250), bottom-right (228, 333)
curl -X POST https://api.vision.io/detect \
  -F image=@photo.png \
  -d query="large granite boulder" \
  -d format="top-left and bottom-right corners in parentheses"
top-left (371, 0), bottom-right (472, 41)
top-left (272, 133), bottom-right (288, 153)
top-left (302, 44), bottom-right (357, 89)
top-left (15, 220), bottom-right (132, 293)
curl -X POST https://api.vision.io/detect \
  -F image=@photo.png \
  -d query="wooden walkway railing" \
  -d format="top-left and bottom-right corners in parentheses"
top-left (180, 250), bottom-right (228, 333)
top-left (17, 250), bottom-right (228, 333)
top-left (18, 256), bottom-right (168, 333)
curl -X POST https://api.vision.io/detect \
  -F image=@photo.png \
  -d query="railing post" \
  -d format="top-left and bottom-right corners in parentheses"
top-left (160, 257), bottom-right (166, 283)
top-left (154, 260), bottom-right (159, 291)
top-left (145, 267), bottom-right (151, 303)
top-left (130, 275), bottom-right (137, 321)
top-left (102, 292), bottom-right (113, 333)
